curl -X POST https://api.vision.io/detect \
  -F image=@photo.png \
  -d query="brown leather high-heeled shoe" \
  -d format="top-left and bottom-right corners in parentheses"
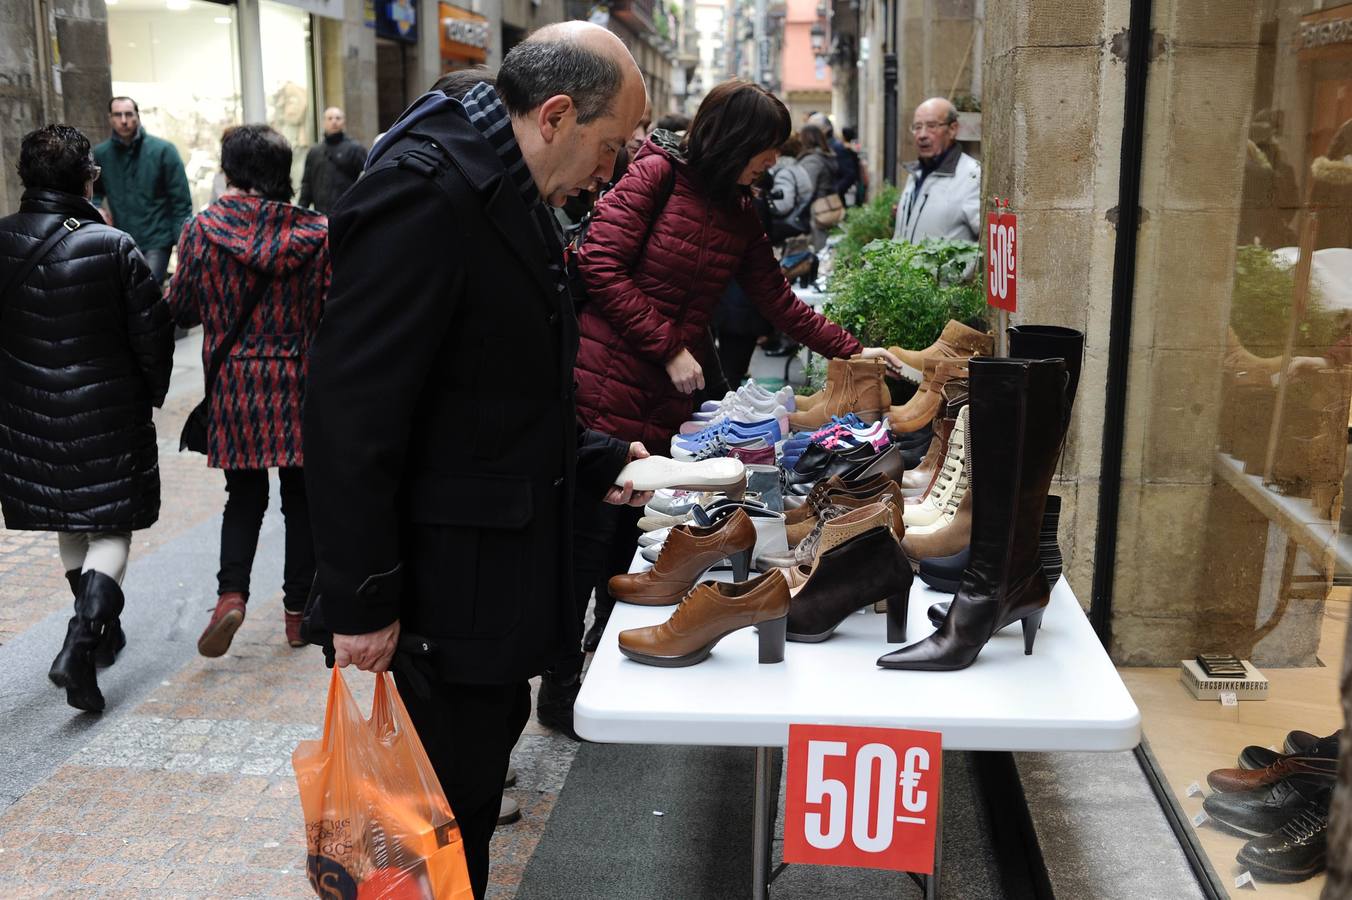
top-left (608, 509), bottom-right (757, 606)
top-left (618, 570), bottom-right (790, 667)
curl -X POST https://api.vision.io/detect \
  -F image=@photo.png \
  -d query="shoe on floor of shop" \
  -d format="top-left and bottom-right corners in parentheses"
top-left (615, 456), bottom-right (747, 493)
top-left (536, 672), bottom-right (582, 741)
top-left (498, 795), bottom-right (522, 826)
top-left (1239, 731), bottom-right (1341, 770)
top-left (1236, 806), bottom-right (1328, 883)
top-left (1209, 742), bottom-right (1342, 792)
top-left (1201, 759), bottom-right (1336, 838)
top-left (198, 592), bottom-right (247, 658)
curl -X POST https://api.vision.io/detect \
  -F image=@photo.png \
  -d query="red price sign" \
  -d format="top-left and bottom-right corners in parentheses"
top-left (783, 724), bottom-right (942, 874)
top-left (986, 208), bottom-right (1017, 312)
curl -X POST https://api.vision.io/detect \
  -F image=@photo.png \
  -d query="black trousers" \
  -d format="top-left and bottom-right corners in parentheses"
top-left (557, 496), bottom-right (643, 679)
top-left (715, 330), bottom-right (762, 388)
top-left (217, 467), bottom-right (314, 610)
top-left (394, 674), bottom-right (531, 900)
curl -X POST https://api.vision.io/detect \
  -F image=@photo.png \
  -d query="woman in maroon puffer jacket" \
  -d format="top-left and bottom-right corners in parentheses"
top-left (575, 81), bottom-right (894, 450)
top-left (554, 81), bottom-right (897, 688)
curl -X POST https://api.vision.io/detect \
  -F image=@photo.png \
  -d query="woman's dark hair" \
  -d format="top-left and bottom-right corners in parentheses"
top-left (798, 123), bottom-right (834, 157)
top-left (18, 125), bottom-right (98, 195)
top-left (684, 80), bottom-right (791, 206)
top-left (220, 124), bottom-right (293, 202)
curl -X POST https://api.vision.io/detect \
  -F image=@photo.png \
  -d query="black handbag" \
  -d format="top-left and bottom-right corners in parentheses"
top-left (180, 272), bottom-right (274, 453)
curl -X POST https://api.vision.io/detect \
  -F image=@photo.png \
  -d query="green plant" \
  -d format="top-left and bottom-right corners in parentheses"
top-left (832, 184), bottom-right (900, 274)
top-left (824, 237), bottom-right (988, 350)
top-left (1230, 245), bottom-right (1340, 357)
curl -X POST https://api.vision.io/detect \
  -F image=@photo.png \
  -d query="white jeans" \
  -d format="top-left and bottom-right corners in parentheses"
top-left (56, 532), bottom-right (131, 585)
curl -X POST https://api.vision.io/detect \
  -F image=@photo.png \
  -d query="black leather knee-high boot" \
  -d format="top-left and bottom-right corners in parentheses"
top-left (49, 571), bottom-right (125, 712)
top-left (878, 357), bottom-right (1066, 671)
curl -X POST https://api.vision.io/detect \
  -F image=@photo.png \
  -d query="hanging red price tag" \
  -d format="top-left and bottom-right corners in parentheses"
top-left (783, 724), bottom-right (942, 874)
top-left (986, 207), bottom-right (1017, 312)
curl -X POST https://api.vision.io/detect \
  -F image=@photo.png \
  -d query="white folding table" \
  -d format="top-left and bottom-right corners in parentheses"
top-left (575, 558), bottom-right (1141, 898)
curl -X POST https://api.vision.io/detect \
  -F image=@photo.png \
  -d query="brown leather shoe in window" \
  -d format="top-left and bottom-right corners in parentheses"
top-left (608, 509), bottom-right (757, 606)
top-left (198, 592), bottom-right (246, 658)
top-left (618, 570), bottom-right (790, 667)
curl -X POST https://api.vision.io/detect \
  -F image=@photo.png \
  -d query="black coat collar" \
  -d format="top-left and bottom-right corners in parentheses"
top-left (19, 188), bottom-right (104, 222)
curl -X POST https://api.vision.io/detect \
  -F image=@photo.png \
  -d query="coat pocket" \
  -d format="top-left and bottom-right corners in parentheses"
top-left (405, 473), bottom-right (534, 639)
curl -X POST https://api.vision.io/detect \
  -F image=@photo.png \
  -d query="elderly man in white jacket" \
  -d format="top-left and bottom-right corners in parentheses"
top-left (893, 97), bottom-right (982, 244)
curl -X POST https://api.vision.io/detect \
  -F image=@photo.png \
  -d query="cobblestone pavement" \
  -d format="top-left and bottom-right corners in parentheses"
top-left (0, 332), bottom-right (578, 898)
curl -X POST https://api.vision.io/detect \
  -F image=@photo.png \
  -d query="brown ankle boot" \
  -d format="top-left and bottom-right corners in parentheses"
top-left (788, 356), bottom-right (889, 430)
top-left (890, 320), bottom-right (993, 384)
top-left (618, 570), bottom-right (791, 666)
top-left (901, 413), bottom-right (955, 498)
top-left (889, 359), bottom-right (968, 434)
top-left (902, 488), bottom-right (972, 561)
top-left (609, 510), bottom-right (757, 606)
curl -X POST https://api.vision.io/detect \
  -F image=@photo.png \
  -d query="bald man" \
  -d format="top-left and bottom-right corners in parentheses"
top-left (303, 23), bottom-right (649, 896)
top-left (892, 96), bottom-right (982, 243)
top-left (297, 106), bottom-right (365, 214)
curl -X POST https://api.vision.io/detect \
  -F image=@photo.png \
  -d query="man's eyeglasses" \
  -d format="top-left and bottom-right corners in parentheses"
top-left (91, 165), bottom-right (102, 180)
top-left (910, 120), bottom-right (953, 133)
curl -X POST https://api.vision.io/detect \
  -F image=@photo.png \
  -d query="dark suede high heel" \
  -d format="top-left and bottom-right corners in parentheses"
top-left (786, 526), bottom-right (911, 643)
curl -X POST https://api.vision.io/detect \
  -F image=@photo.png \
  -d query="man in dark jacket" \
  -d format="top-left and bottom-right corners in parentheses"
top-left (93, 97), bottom-right (193, 284)
top-left (297, 106), bottom-right (366, 214)
top-left (0, 125), bottom-right (173, 713)
top-left (303, 22), bottom-right (649, 898)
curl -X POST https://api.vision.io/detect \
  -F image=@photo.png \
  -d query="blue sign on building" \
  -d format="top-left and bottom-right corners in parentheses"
top-left (376, 0), bottom-right (418, 42)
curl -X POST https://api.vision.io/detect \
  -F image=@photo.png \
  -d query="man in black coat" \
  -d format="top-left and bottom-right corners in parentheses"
top-left (297, 106), bottom-right (365, 215)
top-left (303, 22), bottom-right (650, 898)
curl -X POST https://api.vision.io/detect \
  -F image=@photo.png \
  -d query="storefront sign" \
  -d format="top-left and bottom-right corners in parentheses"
top-left (376, 0), bottom-right (418, 42)
top-left (784, 724), bottom-right (942, 874)
top-left (440, 3), bottom-right (489, 64)
top-left (1300, 15), bottom-right (1352, 52)
top-left (986, 204), bottom-right (1017, 313)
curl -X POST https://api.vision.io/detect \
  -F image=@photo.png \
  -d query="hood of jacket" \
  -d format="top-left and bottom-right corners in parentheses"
top-left (195, 194), bottom-right (327, 275)
top-left (633, 129), bottom-right (689, 168)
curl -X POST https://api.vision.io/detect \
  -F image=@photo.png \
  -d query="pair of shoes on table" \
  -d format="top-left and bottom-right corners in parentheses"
top-left (783, 440), bottom-right (910, 497)
top-left (680, 400), bottom-right (790, 438)
top-left (671, 418), bottom-right (782, 462)
top-left (878, 326), bottom-right (1083, 672)
top-left (781, 418), bottom-right (892, 469)
top-left (697, 380), bottom-right (796, 417)
top-left (639, 495), bottom-right (768, 534)
top-left (1202, 755), bottom-right (1336, 883)
top-left (788, 357), bottom-right (890, 431)
top-left (611, 509), bottom-right (758, 606)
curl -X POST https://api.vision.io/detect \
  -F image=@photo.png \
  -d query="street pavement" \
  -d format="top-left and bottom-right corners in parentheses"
top-left (0, 331), bottom-right (576, 898)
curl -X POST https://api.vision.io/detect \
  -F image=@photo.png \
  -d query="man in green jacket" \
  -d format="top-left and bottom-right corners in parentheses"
top-left (94, 97), bottom-right (193, 284)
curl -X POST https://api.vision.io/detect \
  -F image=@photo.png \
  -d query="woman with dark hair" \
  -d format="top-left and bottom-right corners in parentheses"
top-left (531, 81), bottom-right (898, 737)
top-left (168, 124), bottom-right (330, 657)
top-left (798, 122), bottom-right (840, 248)
top-left (0, 124), bottom-right (173, 712)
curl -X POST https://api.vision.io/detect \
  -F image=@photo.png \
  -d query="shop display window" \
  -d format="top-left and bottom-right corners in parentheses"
top-left (260, 0), bottom-right (316, 194)
top-left (108, 0), bottom-right (243, 213)
top-left (1117, 1), bottom-right (1352, 893)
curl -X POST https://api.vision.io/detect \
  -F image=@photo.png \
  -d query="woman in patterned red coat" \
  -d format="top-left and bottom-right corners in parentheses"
top-left (168, 124), bottom-right (329, 657)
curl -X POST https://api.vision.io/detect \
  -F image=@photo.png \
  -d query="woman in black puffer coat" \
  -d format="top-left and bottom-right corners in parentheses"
top-left (0, 125), bottom-right (173, 713)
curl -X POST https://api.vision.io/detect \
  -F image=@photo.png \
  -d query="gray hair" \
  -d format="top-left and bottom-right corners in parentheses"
top-left (497, 38), bottom-right (623, 124)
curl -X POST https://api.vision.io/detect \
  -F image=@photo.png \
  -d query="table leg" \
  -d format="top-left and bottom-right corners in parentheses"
top-left (753, 746), bottom-right (774, 900)
top-left (924, 764), bottom-right (944, 900)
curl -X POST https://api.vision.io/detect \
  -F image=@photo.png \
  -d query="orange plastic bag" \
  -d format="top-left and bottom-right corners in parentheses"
top-left (293, 668), bottom-right (474, 900)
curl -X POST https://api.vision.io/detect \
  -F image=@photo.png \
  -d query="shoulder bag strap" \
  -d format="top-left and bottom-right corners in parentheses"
top-left (202, 270), bottom-right (275, 398)
top-left (0, 217), bottom-right (83, 310)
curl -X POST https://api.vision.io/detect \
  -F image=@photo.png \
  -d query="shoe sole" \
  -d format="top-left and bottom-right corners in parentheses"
top-left (1205, 811), bottom-right (1272, 839)
top-left (897, 361), bottom-right (924, 384)
top-left (619, 642), bottom-right (718, 667)
top-left (198, 610), bottom-right (245, 658)
top-left (1236, 852), bottom-right (1326, 883)
top-left (617, 457), bottom-right (746, 492)
top-left (920, 572), bottom-right (962, 596)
